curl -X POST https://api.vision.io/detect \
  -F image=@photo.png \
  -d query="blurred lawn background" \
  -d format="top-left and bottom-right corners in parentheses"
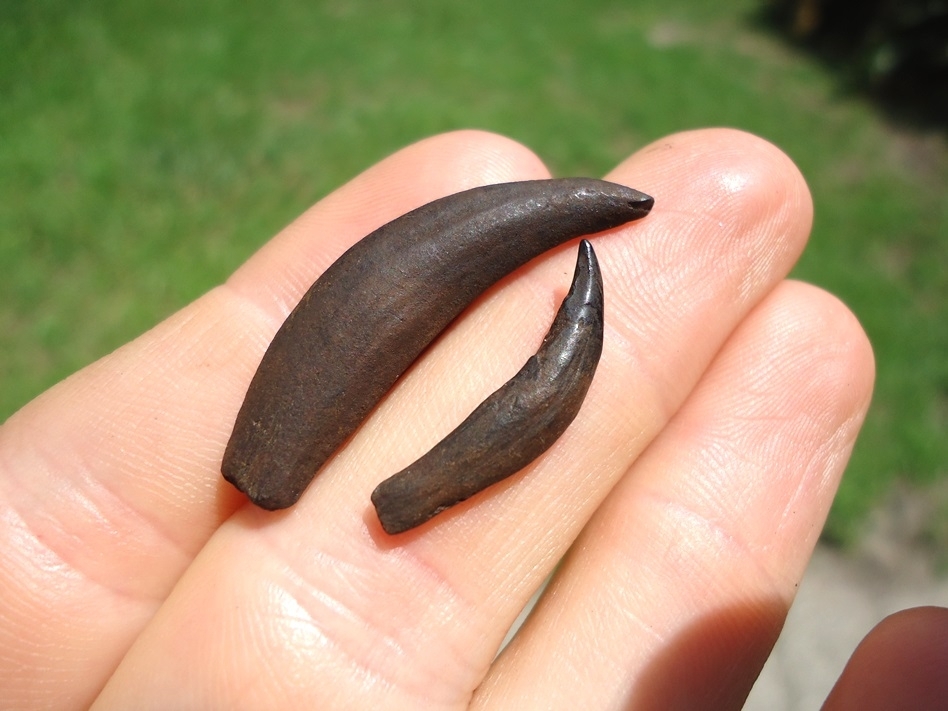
top-left (1, 0), bottom-right (945, 546)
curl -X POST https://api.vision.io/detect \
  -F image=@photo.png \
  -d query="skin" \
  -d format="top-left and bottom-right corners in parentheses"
top-left (372, 239), bottom-right (604, 534)
top-left (223, 179), bottom-right (651, 510)
top-left (0, 129), bottom-right (937, 710)
top-left (821, 607), bottom-right (948, 710)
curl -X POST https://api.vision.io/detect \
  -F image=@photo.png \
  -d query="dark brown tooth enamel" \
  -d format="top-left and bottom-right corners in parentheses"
top-left (222, 178), bottom-right (653, 510)
top-left (371, 239), bottom-right (604, 534)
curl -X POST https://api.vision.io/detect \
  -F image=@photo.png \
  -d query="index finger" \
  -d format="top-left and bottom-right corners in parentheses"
top-left (0, 130), bottom-right (547, 709)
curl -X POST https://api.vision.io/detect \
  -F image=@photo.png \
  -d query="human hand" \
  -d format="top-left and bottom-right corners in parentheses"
top-left (2, 129), bottom-right (931, 709)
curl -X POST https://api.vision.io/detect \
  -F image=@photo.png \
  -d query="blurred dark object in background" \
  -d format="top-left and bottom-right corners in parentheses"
top-left (764, 0), bottom-right (947, 127)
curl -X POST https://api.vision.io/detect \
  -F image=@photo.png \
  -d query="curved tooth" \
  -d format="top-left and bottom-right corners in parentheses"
top-left (371, 239), bottom-right (604, 535)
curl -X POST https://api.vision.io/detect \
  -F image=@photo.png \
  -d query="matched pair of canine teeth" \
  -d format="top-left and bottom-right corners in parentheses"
top-left (221, 178), bottom-right (654, 533)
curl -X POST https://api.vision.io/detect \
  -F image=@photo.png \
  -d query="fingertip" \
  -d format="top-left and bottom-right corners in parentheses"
top-left (614, 128), bottom-right (812, 220)
top-left (422, 129), bottom-right (553, 188)
top-left (606, 128), bottom-right (814, 278)
top-left (228, 130), bottom-right (551, 314)
top-left (822, 606), bottom-right (948, 710)
top-left (323, 129), bottom-right (553, 220)
top-left (762, 281), bottom-right (876, 414)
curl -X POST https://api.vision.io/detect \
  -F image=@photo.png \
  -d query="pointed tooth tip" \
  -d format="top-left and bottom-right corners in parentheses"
top-left (631, 190), bottom-right (655, 211)
top-left (599, 180), bottom-right (654, 213)
top-left (578, 238), bottom-right (595, 260)
top-left (570, 239), bottom-right (602, 307)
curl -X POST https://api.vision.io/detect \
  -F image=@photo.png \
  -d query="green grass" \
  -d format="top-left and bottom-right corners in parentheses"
top-left (1, 0), bottom-right (945, 545)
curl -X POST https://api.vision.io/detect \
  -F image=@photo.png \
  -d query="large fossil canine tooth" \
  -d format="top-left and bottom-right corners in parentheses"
top-left (222, 178), bottom-right (653, 510)
top-left (372, 239), bottom-right (604, 534)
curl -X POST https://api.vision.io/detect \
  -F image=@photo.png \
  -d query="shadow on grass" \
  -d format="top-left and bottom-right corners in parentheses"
top-left (751, 0), bottom-right (948, 131)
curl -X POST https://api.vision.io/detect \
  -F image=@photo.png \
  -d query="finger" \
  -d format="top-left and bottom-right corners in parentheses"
top-left (822, 607), bottom-right (948, 710)
top-left (474, 281), bottom-right (875, 708)
top-left (93, 129), bottom-right (818, 709)
top-left (0, 130), bottom-right (546, 709)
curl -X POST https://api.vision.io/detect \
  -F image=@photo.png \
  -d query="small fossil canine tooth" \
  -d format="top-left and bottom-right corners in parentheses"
top-left (371, 239), bottom-right (604, 534)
